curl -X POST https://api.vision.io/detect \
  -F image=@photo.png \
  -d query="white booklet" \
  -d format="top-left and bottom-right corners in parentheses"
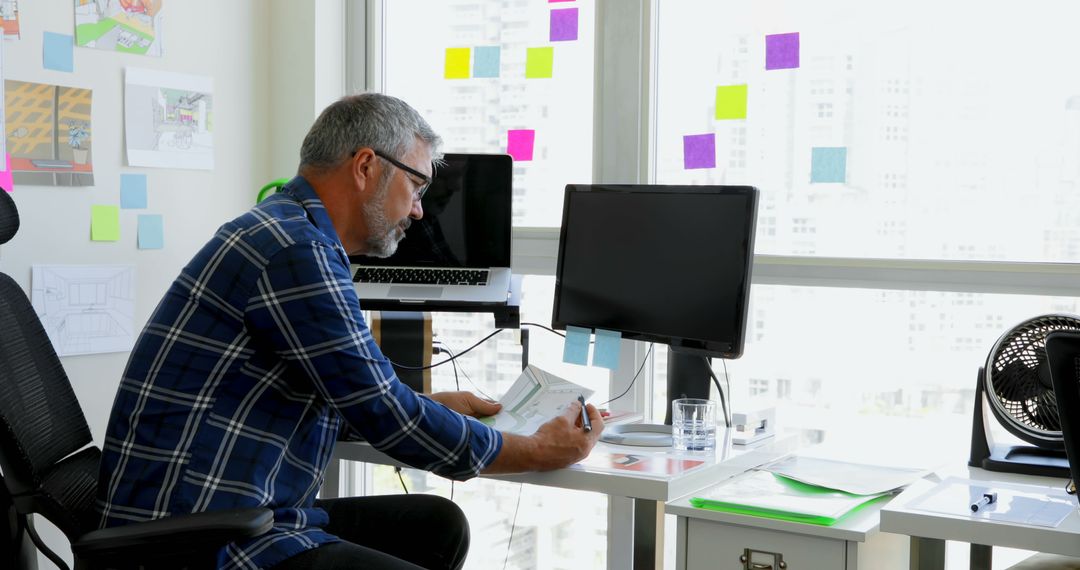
top-left (479, 365), bottom-right (593, 436)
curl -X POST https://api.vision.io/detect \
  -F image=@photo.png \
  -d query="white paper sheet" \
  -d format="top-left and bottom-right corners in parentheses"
top-left (765, 455), bottom-right (930, 495)
top-left (480, 365), bottom-right (593, 436)
top-left (907, 476), bottom-right (1076, 528)
top-left (31, 264), bottom-right (135, 357)
top-left (125, 67), bottom-right (213, 170)
top-left (695, 470), bottom-right (889, 520)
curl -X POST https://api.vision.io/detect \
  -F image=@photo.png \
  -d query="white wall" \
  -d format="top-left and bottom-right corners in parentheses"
top-left (2, 1), bottom-right (271, 566)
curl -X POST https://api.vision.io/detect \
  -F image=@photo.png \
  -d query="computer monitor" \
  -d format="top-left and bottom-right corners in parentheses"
top-left (551, 184), bottom-right (758, 423)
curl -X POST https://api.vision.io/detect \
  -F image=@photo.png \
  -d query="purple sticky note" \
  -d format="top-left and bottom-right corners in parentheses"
top-left (507, 129), bottom-right (535, 161)
top-left (550, 8), bottom-right (579, 42)
top-left (766, 32), bottom-right (799, 70)
top-left (0, 154), bottom-right (12, 192)
top-left (683, 134), bottom-right (716, 170)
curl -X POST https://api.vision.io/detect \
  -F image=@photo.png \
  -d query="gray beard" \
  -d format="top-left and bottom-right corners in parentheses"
top-left (361, 176), bottom-right (409, 258)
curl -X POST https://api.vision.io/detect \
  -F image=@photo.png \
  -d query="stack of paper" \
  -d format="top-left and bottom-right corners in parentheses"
top-left (478, 365), bottom-right (593, 436)
top-left (689, 470), bottom-right (891, 525)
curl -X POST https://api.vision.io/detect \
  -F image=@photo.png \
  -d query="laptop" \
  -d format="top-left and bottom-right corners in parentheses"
top-left (349, 153), bottom-right (513, 305)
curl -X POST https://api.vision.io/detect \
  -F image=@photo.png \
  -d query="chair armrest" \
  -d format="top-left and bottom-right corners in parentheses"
top-left (72, 507), bottom-right (273, 562)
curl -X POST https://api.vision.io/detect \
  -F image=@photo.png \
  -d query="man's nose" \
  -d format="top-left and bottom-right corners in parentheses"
top-left (410, 199), bottom-right (423, 220)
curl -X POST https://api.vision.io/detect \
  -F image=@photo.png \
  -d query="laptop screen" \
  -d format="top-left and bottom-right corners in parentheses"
top-left (349, 153), bottom-right (512, 268)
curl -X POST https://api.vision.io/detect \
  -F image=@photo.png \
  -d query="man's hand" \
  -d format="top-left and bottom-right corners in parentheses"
top-left (429, 391), bottom-right (502, 418)
top-left (483, 399), bottom-right (604, 474)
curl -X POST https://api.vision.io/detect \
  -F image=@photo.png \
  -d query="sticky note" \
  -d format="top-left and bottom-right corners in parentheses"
top-left (120, 174), bottom-right (148, 209)
top-left (91, 205), bottom-right (120, 241)
top-left (0, 155), bottom-right (12, 193)
top-left (550, 8), bottom-right (579, 42)
top-left (811, 147), bottom-right (847, 183)
top-left (766, 32), bottom-right (800, 70)
top-left (563, 325), bottom-right (590, 366)
top-left (549, 0), bottom-right (575, 2)
top-left (507, 129), bottom-right (535, 161)
top-left (444, 48), bottom-right (471, 79)
top-left (43, 32), bottom-right (74, 73)
top-left (526, 47), bottom-right (554, 78)
top-left (683, 133), bottom-right (716, 170)
top-left (138, 214), bottom-right (164, 249)
top-left (473, 46), bottom-right (501, 78)
top-left (592, 329), bottom-right (622, 370)
top-left (715, 84), bottom-right (748, 120)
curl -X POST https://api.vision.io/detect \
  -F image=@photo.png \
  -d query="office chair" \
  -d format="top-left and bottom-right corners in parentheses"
top-left (1046, 330), bottom-right (1080, 504)
top-left (0, 189), bottom-right (272, 570)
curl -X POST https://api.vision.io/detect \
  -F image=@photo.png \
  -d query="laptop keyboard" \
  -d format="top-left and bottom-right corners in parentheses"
top-left (353, 267), bottom-right (490, 286)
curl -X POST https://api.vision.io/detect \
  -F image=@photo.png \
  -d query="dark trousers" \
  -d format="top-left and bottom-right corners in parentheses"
top-left (273, 494), bottom-right (470, 570)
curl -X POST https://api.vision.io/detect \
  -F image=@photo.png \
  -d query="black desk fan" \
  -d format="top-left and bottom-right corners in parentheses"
top-left (969, 314), bottom-right (1080, 477)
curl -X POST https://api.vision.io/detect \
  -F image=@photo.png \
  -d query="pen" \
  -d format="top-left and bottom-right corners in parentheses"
top-left (578, 395), bottom-right (592, 432)
top-left (970, 491), bottom-right (998, 513)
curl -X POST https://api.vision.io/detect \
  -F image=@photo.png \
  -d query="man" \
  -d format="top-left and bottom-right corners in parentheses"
top-left (97, 93), bottom-right (604, 570)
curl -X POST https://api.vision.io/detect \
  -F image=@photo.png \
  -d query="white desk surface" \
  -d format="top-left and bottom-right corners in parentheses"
top-left (333, 428), bottom-right (801, 502)
top-left (666, 469), bottom-right (891, 543)
top-left (880, 466), bottom-right (1080, 557)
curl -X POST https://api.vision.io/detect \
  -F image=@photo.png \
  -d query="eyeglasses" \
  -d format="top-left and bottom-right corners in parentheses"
top-left (372, 150), bottom-right (432, 201)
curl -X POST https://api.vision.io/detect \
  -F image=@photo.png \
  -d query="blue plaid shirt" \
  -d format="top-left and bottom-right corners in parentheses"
top-left (97, 176), bottom-right (502, 569)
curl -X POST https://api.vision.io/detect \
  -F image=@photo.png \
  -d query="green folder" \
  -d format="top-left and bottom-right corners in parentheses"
top-left (689, 471), bottom-right (891, 526)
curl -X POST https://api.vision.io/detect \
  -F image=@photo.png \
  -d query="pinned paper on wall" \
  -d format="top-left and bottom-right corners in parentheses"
top-left (2, 1), bottom-right (20, 40)
top-left (715, 84), bottom-right (748, 120)
top-left (683, 133), bottom-right (716, 170)
top-left (444, 47), bottom-right (470, 79)
top-left (811, 147), bottom-right (847, 183)
top-left (592, 329), bottom-right (622, 370)
top-left (31, 264), bottom-right (135, 356)
top-left (507, 129), bottom-right (535, 161)
top-left (766, 32), bottom-right (800, 70)
top-left (563, 325), bottom-right (590, 365)
top-left (120, 174), bottom-right (148, 208)
top-left (75, 0), bottom-right (164, 57)
top-left (138, 214), bottom-right (163, 249)
top-left (6, 79), bottom-right (95, 186)
top-left (43, 31), bottom-right (74, 72)
top-left (125, 67), bottom-right (214, 170)
top-left (550, 8), bottom-right (578, 42)
top-left (473, 46), bottom-right (501, 78)
top-left (91, 205), bottom-right (120, 241)
top-left (525, 47), bottom-right (554, 78)
top-left (0, 155), bottom-right (12, 192)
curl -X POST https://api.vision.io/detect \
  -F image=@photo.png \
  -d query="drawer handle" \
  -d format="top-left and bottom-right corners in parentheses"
top-left (740, 548), bottom-right (787, 570)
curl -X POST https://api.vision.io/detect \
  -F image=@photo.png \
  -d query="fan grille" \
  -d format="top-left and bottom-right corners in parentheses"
top-left (987, 314), bottom-right (1080, 443)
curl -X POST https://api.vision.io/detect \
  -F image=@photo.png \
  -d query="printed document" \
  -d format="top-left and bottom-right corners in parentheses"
top-left (480, 365), bottom-right (593, 436)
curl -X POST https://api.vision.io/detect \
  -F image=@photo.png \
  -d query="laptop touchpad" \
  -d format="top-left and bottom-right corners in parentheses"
top-left (389, 286), bottom-right (444, 299)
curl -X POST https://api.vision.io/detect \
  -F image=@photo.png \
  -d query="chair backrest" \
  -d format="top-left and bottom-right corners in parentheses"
top-left (0, 190), bottom-right (97, 537)
top-left (1045, 330), bottom-right (1080, 505)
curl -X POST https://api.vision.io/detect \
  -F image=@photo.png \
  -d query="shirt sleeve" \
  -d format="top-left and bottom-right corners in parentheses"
top-left (245, 240), bottom-right (502, 480)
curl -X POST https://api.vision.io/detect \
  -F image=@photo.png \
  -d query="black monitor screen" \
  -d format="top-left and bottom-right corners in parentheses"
top-left (552, 184), bottom-right (758, 358)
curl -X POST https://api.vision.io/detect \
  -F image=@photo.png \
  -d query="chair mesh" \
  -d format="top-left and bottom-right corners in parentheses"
top-left (0, 273), bottom-right (93, 495)
top-left (36, 447), bottom-right (102, 539)
top-left (0, 190), bottom-right (17, 245)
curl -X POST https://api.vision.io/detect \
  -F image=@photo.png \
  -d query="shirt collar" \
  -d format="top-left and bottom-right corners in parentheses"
top-left (280, 175), bottom-right (345, 250)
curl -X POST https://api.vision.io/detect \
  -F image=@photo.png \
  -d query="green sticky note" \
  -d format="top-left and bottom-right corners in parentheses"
top-left (91, 205), bottom-right (120, 241)
top-left (715, 84), bottom-right (748, 120)
top-left (445, 48), bottom-right (471, 79)
top-left (526, 47), bottom-right (554, 78)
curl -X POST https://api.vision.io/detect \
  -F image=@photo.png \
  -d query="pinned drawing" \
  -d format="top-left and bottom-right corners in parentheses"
top-left (125, 67), bottom-right (213, 170)
top-left (5, 80), bottom-right (95, 186)
top-left (1, 1), bottom-right (19, 40)
top-left (31, 265), bottom-right (136, 357)
top-left (75, 0), bottom-right (164, 57)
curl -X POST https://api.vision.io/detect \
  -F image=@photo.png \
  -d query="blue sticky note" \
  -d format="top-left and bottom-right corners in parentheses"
top-left (138, 214), bottom-right (164, 250)
top-left (811, 147), bottom-right (847, 183)
top-left (473, 46), bottom-right (501, 78)
top-left (563, 325), bottom-right (591, 366)
top-left (120, 174), bottom-right (148, 209)
top-left (592, 329), bottom-right (622, 370)
top-left (43, 32), bottom-right (74, 73)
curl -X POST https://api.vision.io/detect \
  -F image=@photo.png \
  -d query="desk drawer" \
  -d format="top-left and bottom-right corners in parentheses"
top-left (684, 518), bottom-right (847, 570)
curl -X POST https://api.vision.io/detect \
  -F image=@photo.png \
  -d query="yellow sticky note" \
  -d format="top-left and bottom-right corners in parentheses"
top-left (91, 205), bottom-right (120, 241)
top-left (444, 48), bottom-right (471, 79)
top-left (715, 84), bottom-right (748, 120)
top-left (525, 47), bottom-right (554, 79)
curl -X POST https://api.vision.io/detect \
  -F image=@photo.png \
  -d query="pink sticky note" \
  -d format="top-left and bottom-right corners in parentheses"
top-left (548, 0), bottom-right (575, 3)
top-left (0, 154), bottom-right (12, 192)
top-left (507, 129), bottom-right (535, 161)
top-left (550, 8), bottom-right (578, 41)
top-left (683, 134), bottom-right (716, 169)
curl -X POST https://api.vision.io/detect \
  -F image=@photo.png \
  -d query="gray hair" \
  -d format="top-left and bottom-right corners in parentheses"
top-left (298, 93), bottom-right (442, 174)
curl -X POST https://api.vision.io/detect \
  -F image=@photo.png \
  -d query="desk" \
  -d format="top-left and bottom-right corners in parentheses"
top-left (325, 429), bottom-right (800, 570)
top-left (880, 466), bottom-right (1080, 570)
top-left (667, 473), bottom-right (908, 570)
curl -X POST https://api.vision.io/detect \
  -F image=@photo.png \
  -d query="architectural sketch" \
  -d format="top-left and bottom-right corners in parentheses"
top-left (125, 67), bottom-right (213, 170)
top-left (75, 0), bottom-right (163, 57)
top-left (4, 80), bottom-right (94, 186)
top-left (31, 265), bottom-right (136, 357)
top-left (1, 1), bottom-right (19, 40)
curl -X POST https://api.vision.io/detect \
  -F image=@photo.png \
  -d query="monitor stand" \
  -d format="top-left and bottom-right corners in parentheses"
top-left (663, 352), bottom-right (713, 425)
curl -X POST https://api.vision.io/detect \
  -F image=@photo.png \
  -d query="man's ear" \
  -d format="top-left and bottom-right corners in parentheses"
top-left (351, 148), bottom-right (378, 192)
